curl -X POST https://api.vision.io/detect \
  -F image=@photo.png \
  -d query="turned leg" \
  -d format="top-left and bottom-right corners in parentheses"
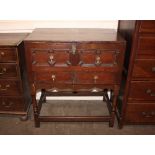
top-left (103, 89), bottom-right (107, 102)
top-left (31, 84), bottom-right (40, 127)
top-left (32, 95), bottom-right (40, 127)
top-left (109, 86), bottom-right (119, 127)
top-left (41, 89), bottom-right (46, 103)
top-left (103, 93), bottom-right (106, 101)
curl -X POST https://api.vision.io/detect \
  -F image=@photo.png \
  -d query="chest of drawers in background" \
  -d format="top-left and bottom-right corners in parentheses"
top-left (0, 33), bottom-right (31, 120)
top-left (118, 20), bottom-right (155, 128)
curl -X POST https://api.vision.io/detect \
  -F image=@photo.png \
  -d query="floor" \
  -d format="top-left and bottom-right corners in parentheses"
top-left (0, 100), bottom-right (155, 135)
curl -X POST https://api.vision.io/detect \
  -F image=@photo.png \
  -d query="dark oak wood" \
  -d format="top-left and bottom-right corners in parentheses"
top-left (0, 33), bottom-right (31, 119)
top-left (125, 103), bottom-right (155, 123)
top-left (132, 59), bottom-right (155, 79)
top-left (118, 20), bottom-right (155, 128)
top-left (23, 28), bottom-right (126, 127)
top-left (139, 21), bottom-right (155, 33)
top-left (0, 47), bottom-right (17, 62)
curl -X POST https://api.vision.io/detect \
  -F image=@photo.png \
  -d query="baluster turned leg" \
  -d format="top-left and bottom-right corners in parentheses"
top-left (109, 85), bottom-right (119, 127)
top-left (41, 89), bottom-right (46, 103)
top-left (31, 84), bottom-right (40, 127)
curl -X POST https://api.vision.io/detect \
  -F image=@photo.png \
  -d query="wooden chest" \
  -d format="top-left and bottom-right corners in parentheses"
top-left (118, 20), bottom-right (155, 127)
top-left (0, 33), bottom-right (31, 119)
top-left (23, 28), bottom-right (126, 127)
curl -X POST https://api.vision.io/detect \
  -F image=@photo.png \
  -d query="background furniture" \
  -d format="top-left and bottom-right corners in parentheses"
top-left (117, 20), bottom-right (155, 128)
top-left (23, 28), bottom-right (126, 127)
top-left (0, 33), bottom-right (31, 120)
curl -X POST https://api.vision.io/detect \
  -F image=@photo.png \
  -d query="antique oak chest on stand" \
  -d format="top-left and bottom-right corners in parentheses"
top-left (23, 28), bottom-right (126, 127)
top-left (0, 33), bottom-right (31, 120)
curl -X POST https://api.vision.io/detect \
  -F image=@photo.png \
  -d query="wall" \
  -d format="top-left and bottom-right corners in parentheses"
top-left (0, 20), bottom-right (118, 33)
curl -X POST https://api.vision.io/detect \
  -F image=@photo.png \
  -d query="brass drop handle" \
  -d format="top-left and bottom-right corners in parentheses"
top-left (0, 52), bottom-right (5, 56)
top-left (146, 89), bottom-right (155, 96)
top-left (152, 67), bottom-right (155, 72)
top-left (2, 101), bottom-right (13, 108)
top-left (48, 55), bottom-right (56, 66)
top-left (71, 44), bottom-right (76, 55)
top-left (0, 68), bottom-right (7, 75)
top-left (0, 84), bottom-right (10, 91)
top-left (51, 74), bottom-right (56, 82)
top-left (95, 56), bottom-right (101, 65)
top-left (93, 75), bottom-right (98, 83)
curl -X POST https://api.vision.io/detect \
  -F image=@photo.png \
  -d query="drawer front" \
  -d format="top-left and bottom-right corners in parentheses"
top-left (29, 42), bottom-right (71, 67)
top-left (77, 43), bottom-right (122, 68)
top-left (76, 72), bottom-right (118, 84)
top-left (128, 81), bottom-right (155, 101)
top-left (26, 42), bottom-right (124, 69)
top-left (0, 80), bottom-right (21, 95)
top-left (0, 97), bottom-right (24, 111)
top-left (139, 21), bottom-right (155, 33)
top-left (125, 103), bottom-right (155, 123)
top-left (137, 37), bottom-right (155, 56)
top-left (132, 59), bottom-right (155, 79)
top-left (35, 71), bottom-right (119, 85)
top-left (34, 71), bottom-right (73, 84)
top-left (78, 50), bottom-right (118, 67)
top-left (0, 64), bottom-right (18, 78)
top-left (0, 48), bottom-right (17, 62)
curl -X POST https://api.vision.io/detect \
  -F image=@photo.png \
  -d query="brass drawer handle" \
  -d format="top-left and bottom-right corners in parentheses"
top-left (0, 84), bottom-right (10, 91)
top-left (0, 68), bottom-right (7, 75)
top-left (152, 67), bottom-right (155, 72)
top-left (95, 56), bottom-right (101, 65)
top-left (71, 44), bottom-right (76, 55)
top-left (142, 111), bottom-right (155, 118)
top-left (0, 52), bottom-right (5, 56)
top-left (146, 89), bottom-right (155, 96)
top-left (93, 75), bottom-right (98, 83)
top-left (2, 101), bottom-right (13, 108)
top-left (51, 74), bottom-right (56, 82)
top-left (48, 55), bottom-right (56, 66)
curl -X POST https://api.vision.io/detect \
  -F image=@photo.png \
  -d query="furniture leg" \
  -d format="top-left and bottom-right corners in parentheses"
top-left (32, 95), bottom-right (40, 127)
top-left (31, 84), bottom-right (40, 127)
top-left (41, 89), bottom-right (46, 103)
top-left (109, 86), bottom-right (119, 127)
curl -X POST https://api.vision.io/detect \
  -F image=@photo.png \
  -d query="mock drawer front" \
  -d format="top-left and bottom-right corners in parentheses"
top-left (75, 72), bottom-right (118, 84)
top-left (0, 48), bottom-right (17, 62)
top-left (0, 64), bottom-right (18, 78)
top-left (0, 97), bottom-right (24, 111)
top-left (32, 48), bottom-right (70, 67)
top-left (34, 71), bottom-right (73, 84)
top-left (78, 50), bottom-right (117, 67)
top-left (125, 103), bottom-right (155, 123)
top-left (139, 21), bottom-right (155, 33)
top-left (128, 81), bottom-right (155, 101)
top-left (29, 42), bottom-right (72, 67)
top-left (77, 43), bottom-right (121, 67)
top-left (0, 80), bottom-right (21, 95)
top-left (132, 59), bottom-right (155, 79)
top-left (137, 37), bottom-right (155, 56)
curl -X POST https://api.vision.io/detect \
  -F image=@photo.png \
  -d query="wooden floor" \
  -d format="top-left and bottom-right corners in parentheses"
top-left (0, 100), bottom-right (155, 135)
